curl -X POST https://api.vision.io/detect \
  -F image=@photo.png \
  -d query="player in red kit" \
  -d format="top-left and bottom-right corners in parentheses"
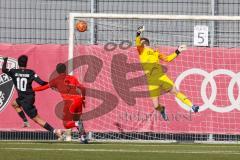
top-left (34, 63), bottom-right (87, 143)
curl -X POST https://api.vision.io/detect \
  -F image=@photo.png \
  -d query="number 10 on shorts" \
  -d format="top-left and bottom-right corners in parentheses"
top-left (194, 25), bottom-right (208, 47)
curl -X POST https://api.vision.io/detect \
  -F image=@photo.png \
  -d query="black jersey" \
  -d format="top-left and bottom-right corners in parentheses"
top-left (2, 65), bottom-right (47, 96)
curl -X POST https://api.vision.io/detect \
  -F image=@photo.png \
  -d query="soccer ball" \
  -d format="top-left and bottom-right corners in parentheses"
top-left (75, 20), bottom-right (87, 32)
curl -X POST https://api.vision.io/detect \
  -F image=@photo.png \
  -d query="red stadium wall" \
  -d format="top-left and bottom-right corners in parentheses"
top-left (0, 43), bottom-right (240, 134)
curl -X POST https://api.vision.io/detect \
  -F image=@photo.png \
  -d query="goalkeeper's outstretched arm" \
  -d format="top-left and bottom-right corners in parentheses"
top-left (135, 26), bottom-right (145, 54)
top-left (159, 45), bottom-right (187, 62)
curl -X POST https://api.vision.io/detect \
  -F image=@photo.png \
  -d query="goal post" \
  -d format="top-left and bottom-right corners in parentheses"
top-left (68, 13), bottom-right (240, 142)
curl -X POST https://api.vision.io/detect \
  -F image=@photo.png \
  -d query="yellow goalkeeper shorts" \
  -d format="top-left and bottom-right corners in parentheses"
top-left (147, 74), bottom-right (174, 98)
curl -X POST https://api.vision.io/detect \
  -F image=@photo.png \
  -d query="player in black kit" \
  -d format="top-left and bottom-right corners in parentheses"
top-left (2, 55), bottom-right (62, 138)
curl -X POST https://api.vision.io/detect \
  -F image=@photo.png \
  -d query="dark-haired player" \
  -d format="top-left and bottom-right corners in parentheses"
top-left (135, 26), bottom-right (199, 120)
top-left (34, 63), bottom-right (87, 143)
top-left (2, 55), bottom-right (62, 138)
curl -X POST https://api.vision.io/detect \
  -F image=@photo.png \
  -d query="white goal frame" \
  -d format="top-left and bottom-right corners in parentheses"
top-left (68, 13), bottom-right (240, 143)
top-left (68, 12), bottom-right (240, 75)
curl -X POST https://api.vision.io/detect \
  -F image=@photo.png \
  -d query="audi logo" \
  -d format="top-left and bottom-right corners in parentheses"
top-left (175, 68), bottom-right (240, 113)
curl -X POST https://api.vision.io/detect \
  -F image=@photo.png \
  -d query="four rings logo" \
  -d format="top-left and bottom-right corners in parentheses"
top-left (0, 57), bottom-right (18, 112)
top-left (175, 68), bottom-right (240, 113)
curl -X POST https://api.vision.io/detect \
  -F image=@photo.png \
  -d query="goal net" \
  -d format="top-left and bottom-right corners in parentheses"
top-left (69, 13), bottom-right (240, 142)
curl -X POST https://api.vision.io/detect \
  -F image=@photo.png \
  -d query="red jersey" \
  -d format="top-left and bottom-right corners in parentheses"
top-left (50, 73), bottom-right (85, 99)
top-left (34, 73), bottom-right (85, 100)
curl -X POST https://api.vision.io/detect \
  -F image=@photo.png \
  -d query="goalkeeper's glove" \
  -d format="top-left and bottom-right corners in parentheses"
top-left (175, 45), bottom-right (187, 55)
top-left (136, 25), bottom-right (145, 36)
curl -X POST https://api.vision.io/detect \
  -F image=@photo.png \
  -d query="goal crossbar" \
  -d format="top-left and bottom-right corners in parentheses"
top-left (70, 13), bottom-right (240, 21)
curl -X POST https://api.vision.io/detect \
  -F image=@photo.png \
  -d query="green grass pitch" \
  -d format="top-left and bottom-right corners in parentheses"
top-left (0, 141), bottom-right (239, 160)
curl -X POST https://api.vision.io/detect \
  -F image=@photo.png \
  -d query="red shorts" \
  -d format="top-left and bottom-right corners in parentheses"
top-left (62, 95), bottom-right (83, 121)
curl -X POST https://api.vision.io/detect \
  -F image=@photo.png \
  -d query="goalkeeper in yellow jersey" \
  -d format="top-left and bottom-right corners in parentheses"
top-left (135, 26), bottom-right (199, 121)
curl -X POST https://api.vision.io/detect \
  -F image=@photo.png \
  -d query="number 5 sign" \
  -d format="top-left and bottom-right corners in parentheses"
top-left (194, 25), bottom-right (208, 46)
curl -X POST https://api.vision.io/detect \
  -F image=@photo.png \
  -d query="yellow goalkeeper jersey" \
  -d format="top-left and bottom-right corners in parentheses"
top-left (135, 36), bottom-right (178, 78)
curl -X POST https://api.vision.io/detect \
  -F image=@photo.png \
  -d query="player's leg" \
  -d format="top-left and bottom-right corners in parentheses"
top-left (148, 78), bottom-right (168, 121)
top-left (170, 87), bottom-right (199, 112)
top-left (64, 128), bottom-right (72, 141)
top-left (12, 100), bottom-right (29, 127)
top-left (160, 74), bottom-right (199, 112)
top-left (62, 98), bottom-right (81, 129)
top-left (69, 96), bottom-right (88, 143)
top-left (21, 97), bottom-right (63, 139)
top-left (63, 120), bottom-right (87, 143)
top-left (63, 120), bottom-right (79, 129)
top-left (62, 120), bottom-right (86, 142)
top-left (170, 87), bottom-right (192, 106)
top-left (62, 121), bottom-right (76, 141)
top-left (61, 98), bottom-right (85, 142)
top-left (78, 118), bottom-right (88, 144)
top-left (31, 114), bottom-right (63, 138)
top-left (152, 97), bottom-right (168, 121)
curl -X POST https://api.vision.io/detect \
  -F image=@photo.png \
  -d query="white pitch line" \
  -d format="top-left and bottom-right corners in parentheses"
top-left (1, 147), bottom-right (240, 155)
top-left (1, 142), bottom-right (240, 148)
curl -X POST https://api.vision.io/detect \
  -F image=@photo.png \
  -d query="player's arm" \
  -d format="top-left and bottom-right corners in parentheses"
top-left (79, 83), bottom-right (86, 108)
top-left (159, 45), bottom-right (187, 62)
top-left (33, 83), bottom-right (50, 91)
top-left (33, 77), bottom-right (58, 92)
top-left (33, 73), bottom-right (48, 86)
top-left (76, 80), bottom-right (86, 107)
top-left (77, 83), bottom-right (86, 98)
top-left (136, 26), bottom-right (145, 54)
top-left (2, 57), bottom-right (11, 76)
top-left (75, 79), bottom-right (85, 98)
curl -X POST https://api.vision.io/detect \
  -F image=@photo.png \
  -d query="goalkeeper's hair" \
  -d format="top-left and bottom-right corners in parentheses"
top-left (140, 37), bottom-right (150, 46)
top-left (56, 63), bottom-right (67, 74)
top-left (18, 55), bottom-right (28, 67)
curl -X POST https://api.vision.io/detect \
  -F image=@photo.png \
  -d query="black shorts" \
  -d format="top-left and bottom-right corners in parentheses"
top-left (16, 94), bottom-right (38, 119)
